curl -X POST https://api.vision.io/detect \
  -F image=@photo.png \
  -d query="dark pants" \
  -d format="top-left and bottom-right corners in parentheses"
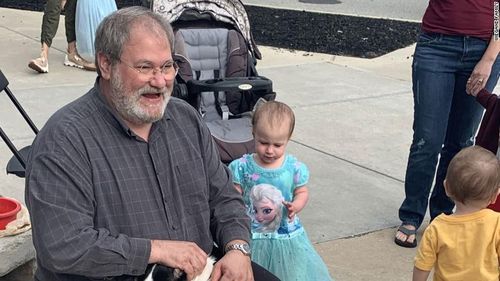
top-left (251, 262), bottom-right (280, 281)
top-left (41, 0), bottom-right (77, 46)
top-left (398, 33), bottom-right (500, 229)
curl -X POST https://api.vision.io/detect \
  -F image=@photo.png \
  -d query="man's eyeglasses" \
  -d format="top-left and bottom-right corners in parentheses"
top-left (119, 59), bottom-right (178, 78)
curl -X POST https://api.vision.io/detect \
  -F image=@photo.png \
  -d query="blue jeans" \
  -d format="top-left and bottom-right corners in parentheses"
top-left (398, 33), bottom-right (500, 229)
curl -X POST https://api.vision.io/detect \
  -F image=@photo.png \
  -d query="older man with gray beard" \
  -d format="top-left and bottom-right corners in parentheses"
top-left (25, 6), bottom-right (279, 281)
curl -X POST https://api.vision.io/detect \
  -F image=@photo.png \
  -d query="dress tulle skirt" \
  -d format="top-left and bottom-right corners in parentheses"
top-left (251, 229), bottom-right (334, 281)
top-left (76, 0), bottom-right (117, 60)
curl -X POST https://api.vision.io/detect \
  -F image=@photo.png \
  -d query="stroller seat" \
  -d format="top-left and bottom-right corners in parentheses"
top-left (175, 28), bottom-right (237, 121)
top-left (174, 27), bottom-right (266, 162)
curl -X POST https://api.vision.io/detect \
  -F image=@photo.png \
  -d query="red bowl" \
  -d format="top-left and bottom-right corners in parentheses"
top-left (0, 197), bottom-right (21, 230)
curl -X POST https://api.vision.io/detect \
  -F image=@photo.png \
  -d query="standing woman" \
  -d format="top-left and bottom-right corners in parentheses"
top-left (395, 0), bottom-right (500, 248)
top-left (75, 0), bottom-right (117, 68)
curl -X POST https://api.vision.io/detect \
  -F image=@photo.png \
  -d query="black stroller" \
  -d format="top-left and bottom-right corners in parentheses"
top-left (152, 0), bottom-right (275, 163)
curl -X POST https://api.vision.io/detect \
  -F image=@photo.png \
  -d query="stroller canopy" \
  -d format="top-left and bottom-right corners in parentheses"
top-left (152, 0), bottom-right (261, 59)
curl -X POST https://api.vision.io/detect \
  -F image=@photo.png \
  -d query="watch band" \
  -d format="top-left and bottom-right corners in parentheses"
top-left (225, 242), bottom-right (251, 256)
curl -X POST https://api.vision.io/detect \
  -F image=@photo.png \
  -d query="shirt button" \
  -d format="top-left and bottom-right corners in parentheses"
top-left (172, 225), bottom-right (177, 230)
top-left (132, 269), bottom-right (138, 274)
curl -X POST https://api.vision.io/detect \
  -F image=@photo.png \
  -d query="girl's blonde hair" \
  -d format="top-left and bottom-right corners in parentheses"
top-left (252, 101), bottom-right (295, 138)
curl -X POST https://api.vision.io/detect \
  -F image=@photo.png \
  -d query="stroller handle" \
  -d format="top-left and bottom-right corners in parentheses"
top-left (187, 76), bottom-right (272, 94)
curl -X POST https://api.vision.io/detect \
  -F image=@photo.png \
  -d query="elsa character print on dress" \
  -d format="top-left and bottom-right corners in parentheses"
top-left (229, 101), bottom-right (334, 281)
top-left (249, 184), bottom-right (284, 233)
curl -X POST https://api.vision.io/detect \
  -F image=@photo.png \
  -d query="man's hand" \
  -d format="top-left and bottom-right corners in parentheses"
top-left (149, 240), bottom-right (208, 281)
top-left (210, 250), bottom-right (253, 281)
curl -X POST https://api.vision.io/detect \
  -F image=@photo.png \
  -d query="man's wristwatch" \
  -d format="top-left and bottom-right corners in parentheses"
top-left (225, 242), bottom-right (251, 256)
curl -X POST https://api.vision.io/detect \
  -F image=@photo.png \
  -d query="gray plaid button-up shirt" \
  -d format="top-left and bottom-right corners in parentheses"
top-left (26, 81), bottom-right (250, 281)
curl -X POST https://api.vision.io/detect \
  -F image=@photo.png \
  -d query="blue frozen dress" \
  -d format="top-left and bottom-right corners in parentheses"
top-left (76, 0), bottom-right (117, 60)
top-left (229, 154), bottom-right (333, 281)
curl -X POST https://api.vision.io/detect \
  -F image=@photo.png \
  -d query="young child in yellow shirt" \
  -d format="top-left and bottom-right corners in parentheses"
top-left (413, 146), bottom-right (500, 281)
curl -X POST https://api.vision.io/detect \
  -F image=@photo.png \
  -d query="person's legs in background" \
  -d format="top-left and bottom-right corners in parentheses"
top-left (64, 0), bottom-right (77, 55)
top-left (429, 37), bottom-right (500, 219)
top-left (428, 75), bottom-right (483, 218)
top-left (29, 0), bottom-right (96, 73)
top-left (62, 0), bottom-right (95, 71)
top-left (28, 0), bottom-right (61, 73)
top-left (396, 34), bottom-right (463, 247)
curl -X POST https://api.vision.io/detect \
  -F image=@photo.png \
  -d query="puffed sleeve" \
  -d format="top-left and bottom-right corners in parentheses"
top-left (293, 159), bottom-right (310, 188)
top-left (228, 156), bottom-right (245, 185)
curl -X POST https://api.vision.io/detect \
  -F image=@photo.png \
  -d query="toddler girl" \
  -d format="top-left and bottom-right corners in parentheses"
top-left (229, 101), bottom-right (333, 281)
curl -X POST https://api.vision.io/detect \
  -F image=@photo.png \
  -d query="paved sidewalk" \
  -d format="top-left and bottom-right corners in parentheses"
top-left (0, 6), bottom-right (476, 281)
top-left (241, 0), bottom-right (427, 21)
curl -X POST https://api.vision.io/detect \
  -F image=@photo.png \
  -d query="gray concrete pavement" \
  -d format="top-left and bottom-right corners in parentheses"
top-left (0, 6), bottom-right (487, 281)
top-left (241, 0), bottom-right (427, 21)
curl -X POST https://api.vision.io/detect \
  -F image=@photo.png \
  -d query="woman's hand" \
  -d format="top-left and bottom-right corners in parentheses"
top-left (467, 57), bottom-right (494, 96)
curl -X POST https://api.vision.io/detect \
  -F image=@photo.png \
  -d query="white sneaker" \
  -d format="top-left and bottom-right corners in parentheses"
top-left (28, 56), bottom-right (49, 73)
top-left (64, 52), bottom-right (96, 71)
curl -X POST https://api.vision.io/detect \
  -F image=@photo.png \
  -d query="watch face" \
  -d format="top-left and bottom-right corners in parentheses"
top-left (241, 243), bottom-right (250, 253)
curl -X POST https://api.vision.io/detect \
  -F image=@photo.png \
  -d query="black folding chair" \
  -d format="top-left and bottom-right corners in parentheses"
top-left (0, 70), bottom-right (39, 178)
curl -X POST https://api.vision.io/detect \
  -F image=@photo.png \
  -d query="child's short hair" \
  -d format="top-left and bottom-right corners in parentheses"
top-left (252, 101), bottom-right (295, 138)
top-left (446, 146), bottom-right (500, 204)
